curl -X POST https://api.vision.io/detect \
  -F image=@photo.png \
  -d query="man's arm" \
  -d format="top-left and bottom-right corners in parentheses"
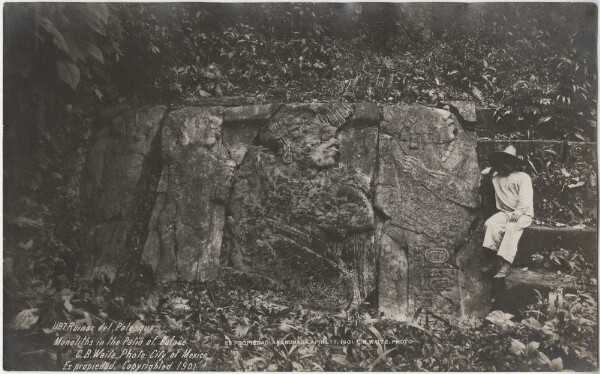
top-left (509, 173), bottom-right (533, 222)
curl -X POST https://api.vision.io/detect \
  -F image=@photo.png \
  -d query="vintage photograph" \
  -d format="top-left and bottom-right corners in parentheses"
top-left (3, 2), bottom-right (598, 371)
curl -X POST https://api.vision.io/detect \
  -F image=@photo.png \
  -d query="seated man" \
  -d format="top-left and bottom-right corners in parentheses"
top-left (480, 145), bottom-right (534, 278)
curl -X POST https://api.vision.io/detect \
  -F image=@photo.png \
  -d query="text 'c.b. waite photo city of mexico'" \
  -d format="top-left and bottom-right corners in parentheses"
top-left (3, 2), bottom-right (598, 372)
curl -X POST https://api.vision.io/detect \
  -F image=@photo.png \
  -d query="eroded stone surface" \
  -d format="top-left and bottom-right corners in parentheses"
top-left (142, 107), bottom-right (235, 282)
top-left (222, 105), bottom-right (278, 165)
top-left (350, 102), bottom-right (381, 127)
top-left (223, 104), bottom-right (278, 125)
top-left (79, 101), bottom-right (494, 319)
top-left (375, 105), bottom-right (487, 320)
top-left (445, 101), bottom-right (477, 122)
top-left (228, 103), bottom-right (379, 308)
top-left (81, 105), bottom-right (166, 221)
top-left (81, 105), bottom-right (166, 280)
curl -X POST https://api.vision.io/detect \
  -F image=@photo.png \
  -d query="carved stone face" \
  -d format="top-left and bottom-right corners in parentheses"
top-left (393, 108), bottom-right (459, 151)
top-left (277, 119), bottom-right (340, 168)
top-left (431, 108), bottom-right (459, 143)
top-left (181, 113), bottom-right (222, 148)
top-left (301, 125), bottom-right (340, 168)
top-left (261, 118), bottom-right (341, 168)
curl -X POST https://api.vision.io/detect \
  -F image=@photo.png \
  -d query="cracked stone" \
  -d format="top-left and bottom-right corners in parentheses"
top-left (445, 101), bottom-right (477, 122)
top-left (142, 106), bottom-right (235, 282)
top-left (81, 105), bottom-right (165, 281)
top-left (79, 101), bottom-right (494, 320)
top-left (223, 104), bottom-right (278, 125)
top-left (228, 103), bottom-right (376, 308)
top-left (222, 105), bottom-right (279, 165)
top-left (375, 105), bottom-right (489, 320)
top-left (81, 105), bottom-right (166, 221)
top-left (350, 102), bottom-right (381, 127)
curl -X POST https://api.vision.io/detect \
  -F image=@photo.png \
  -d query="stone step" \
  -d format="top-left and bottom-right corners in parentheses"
top-left (514, 225), bottom-right (597, 266)
top-left (493, 268), bottom-right (586, 314)
top-left (505, 268), bottom-right (581, 291)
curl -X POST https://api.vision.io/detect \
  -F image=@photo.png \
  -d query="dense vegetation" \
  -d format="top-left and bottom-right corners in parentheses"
top-left (4, 3), bottom-right (597, 184)
top-left (4, 3), bottom-right (597, 371)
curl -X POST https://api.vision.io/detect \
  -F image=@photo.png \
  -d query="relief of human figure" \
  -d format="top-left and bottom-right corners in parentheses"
top-left (228, 104), bottom-right (378, 308)
top-left (376, 105), bottom-right (481, 320)
top-left (142, 107), bottom-right (236, 282)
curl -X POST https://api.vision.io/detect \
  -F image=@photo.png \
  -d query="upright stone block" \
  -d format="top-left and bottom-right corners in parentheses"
top-left (142, 107), bottom-right (235, 282)
top-left (229, 103), bottom-right (379, 308)
top-left (375, 105), bottom-right (490, 320)
top-left (81, 105), bottom-right (166, 281)
top-left (81, 105), bottom-right (166, 221)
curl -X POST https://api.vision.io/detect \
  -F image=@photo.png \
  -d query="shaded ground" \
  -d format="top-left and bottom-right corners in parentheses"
top-left (4, 268), bottom-right (597, 371)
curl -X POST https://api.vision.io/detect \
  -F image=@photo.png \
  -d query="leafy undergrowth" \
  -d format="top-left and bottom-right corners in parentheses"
top-left (5, 275), bottom-right (598, 371)
top-left (525, 147), bottom-right (597, 228)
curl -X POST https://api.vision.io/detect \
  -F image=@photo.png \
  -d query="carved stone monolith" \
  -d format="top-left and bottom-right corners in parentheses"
top-left (81, 105), bottom-right (166, 281)
top-left (228, 104), bottom-right (379, 308)
top-left (141, 107), bottom-right (235, 282)
top-left (375, 105), bottom-right (490, 321)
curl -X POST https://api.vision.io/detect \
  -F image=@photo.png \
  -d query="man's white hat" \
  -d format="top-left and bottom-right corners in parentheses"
top-left (489, 145), bottom-right (523, 167)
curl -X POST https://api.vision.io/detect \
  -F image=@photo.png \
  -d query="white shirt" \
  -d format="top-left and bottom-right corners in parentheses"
top-left (491, 171), bottom-right (534, 217)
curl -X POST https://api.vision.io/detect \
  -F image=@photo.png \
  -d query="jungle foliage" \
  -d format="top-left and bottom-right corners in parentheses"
top-left (3, 3), bottom-right (598, 371)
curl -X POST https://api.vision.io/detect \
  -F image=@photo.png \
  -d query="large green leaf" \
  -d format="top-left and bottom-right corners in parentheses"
top-left (56, 60), bottom-right (80, 89)
top-left (86, 42), bottom-right (104, 64)
top-left (64, 34), bottom-right (85, 62)
top-left (36, 17), bottom-right (69, 54)
top-left (77, 3), bottom-right (109, 36)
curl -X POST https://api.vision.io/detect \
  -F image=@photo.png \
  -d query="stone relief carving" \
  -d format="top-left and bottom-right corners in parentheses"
top-left (375, 105), bottom-right (482, 320)
top-left (228, 104), bottom-right (378, 308)
top-left (81, 102), bottom-right (490, 319)
top-left (142, 107), bottom-right (235, 282)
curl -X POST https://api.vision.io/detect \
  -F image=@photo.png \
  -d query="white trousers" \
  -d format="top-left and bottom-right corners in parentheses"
top-left (483, 212), bottom-right (532, 264)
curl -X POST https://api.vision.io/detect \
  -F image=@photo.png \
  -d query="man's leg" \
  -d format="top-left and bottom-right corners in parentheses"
top-left (481, 212), bottom-right (509, 272)
top-left (494, 215), bottom-right (533, 277)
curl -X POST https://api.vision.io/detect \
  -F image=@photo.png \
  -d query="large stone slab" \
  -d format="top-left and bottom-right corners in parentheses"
top-left (81, 105), bottom-right (166, 280)
top-left (375, 105), bottom-right (489, 320)
top-left (494, 268), bottom-right (582, 315)
top-left (142, 107), bottom-right (235, 282)
top-left (228, 103), bottom-right (380, 308)
top-left (81, 105), bottom-right (166, 221)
